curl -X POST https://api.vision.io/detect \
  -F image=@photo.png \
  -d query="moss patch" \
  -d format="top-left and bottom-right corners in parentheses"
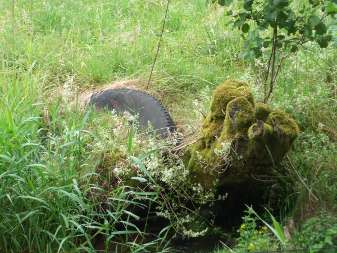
top-left (209, 80), bottom-right (254, 121)
top-left (185, 80), bottom-right (300, 191)
top-left (255, 102), bottom-right (272, 121)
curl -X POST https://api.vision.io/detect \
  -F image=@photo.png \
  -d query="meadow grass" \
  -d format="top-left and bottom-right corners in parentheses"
top-left (0, 0), bottom-right (336, 252)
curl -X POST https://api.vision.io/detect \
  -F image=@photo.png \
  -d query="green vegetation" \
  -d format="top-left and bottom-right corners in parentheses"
top-left (185, 80), bottom-right (299, 191)
top-left (214, 209), bottom-right (337, 253)
top-left (218, 0), bottom-right (337, 102)
top-left (0, 0), bottom-right (336, 252)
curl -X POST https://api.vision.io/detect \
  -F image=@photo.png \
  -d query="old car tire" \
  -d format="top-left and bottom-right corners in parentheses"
top-left (89, 88), bottom-right (176, 137)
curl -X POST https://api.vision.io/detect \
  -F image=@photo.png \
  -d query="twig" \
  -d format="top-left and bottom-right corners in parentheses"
top-left (286, 155), bottom-right (319, 201)
top-left (264, 45), bottom-right (274, 96)
top-left (271, 51), bottom-right (288, 86)
top-left (264, 26), bottom-right (278, 102)
top-left (272, 37), bottom-right (308, 86)
top-left (146, 0), bottom-right (170, 90)
top-left (172, 135), bottom-right (201, 151)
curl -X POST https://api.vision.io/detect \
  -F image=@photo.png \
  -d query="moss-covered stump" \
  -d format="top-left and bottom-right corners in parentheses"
top-left (185, 80), bottom-right (299, 195)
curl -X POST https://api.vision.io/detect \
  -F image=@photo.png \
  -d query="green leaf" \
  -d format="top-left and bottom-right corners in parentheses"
top-left (303, 24), bottom-right (313, 37)
top-left (277, 34), bottom-right (285, 40)
top-left (309, 0), bottom-right (320, 7)
top-left (286, 19), bottom-right (297, 34)
top-left (309, 15), bottom-right (321, 27)
top-left (290, 44), bottom-right (298, 52)
top-left (240, 50), bottom-right (255, 60)
top-left (315, 22), bottom-right (327, 35)
top-left (266, 209), bottom-right (287, 243)
top-left (276, 40), bottom-right (283, 48)
top-left (248, 207), bottom-right (287, 245)
top-left (243, 0), bottom-right (254, 11)
top-left (242, 23), bottom-right (250, 33)
top-left (130, 156), bottom-right (156, 183)
top-left (316, 34), bottom-right (332, 48)
top-left (326, 2), bottom-right (337, 15)
top-left (266, 10), bottom-right (277, 23)
top-left (239, 12), bottom-right (250, 21)
top-left (273, 0), bottom-right (289, 8)
top-left (253, 47), bottom-right (263, 57)
top-left (263, 40), bottom-right (271, 47)
top-left (216, 0), bottom-right (232, 6)
top-left (233, 12), bottom-right (249, 28)
top-left (277, 10), bottom-right (289, 24)
top-left (127, 126), bottom-right (135, 153)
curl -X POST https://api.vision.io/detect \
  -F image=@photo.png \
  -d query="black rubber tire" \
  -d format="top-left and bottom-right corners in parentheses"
top-left (89, 88), bottom-right (176, 137)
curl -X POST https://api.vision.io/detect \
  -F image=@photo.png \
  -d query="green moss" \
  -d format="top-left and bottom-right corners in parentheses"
top-left (248, 121), bottom-right (273, 141)
top-left (266, 111), bottom-right (300, 139)
top-left (186, 146), bottom-right (219, 189)
top-left (255, 102), bottom-right (272, 121)
top-left (246, 111), bottom-right (300, 164)
top-left (221, 96), bottom-right (255, 140)
top-left (247, 122), bottom-right (274, 163)
top-left (186, 80), bottom-right (300, 190)
top-left (263, 111), bottom-right (300, 163)
top-left (200, 117), bottom-right (224, 148)
top-left (209, 80), bottom-right (254, 120)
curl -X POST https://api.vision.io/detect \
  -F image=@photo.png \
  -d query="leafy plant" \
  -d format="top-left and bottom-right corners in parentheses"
top-left (229, 208), bottom-right (278, 252)
top-left (218, 0), bottom-right (337, 102)
top-left (248, 207), bottom-right (287, 246)
top-left (293, 213), bottom-right (337, 253)
top-left (0, 89), bottom-right (172, 252)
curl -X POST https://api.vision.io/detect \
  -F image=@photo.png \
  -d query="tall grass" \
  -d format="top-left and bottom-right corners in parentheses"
top-left (0, 74), bottom-right (170, 252)
top-left (0, 0), bottom-right (336, 252)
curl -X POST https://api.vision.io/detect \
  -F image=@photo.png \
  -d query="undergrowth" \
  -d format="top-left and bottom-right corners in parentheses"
top-left (0, 0), bottom-right (336, 252)
top-left (0, 83), bottom-right (172, 252)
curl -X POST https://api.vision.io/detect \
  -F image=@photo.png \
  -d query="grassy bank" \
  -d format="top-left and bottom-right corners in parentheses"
top-left (0, 0), bottom-right (336, 252)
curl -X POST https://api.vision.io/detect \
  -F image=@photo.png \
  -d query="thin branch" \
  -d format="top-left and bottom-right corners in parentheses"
top-left (271, 37), bottom-right (308, 87)
top-left (146, 0), bottom-right (170, 90)
top-left (286, 155), bottom-right (319, 201)
top-left (264, 46), bottom-right (273, 84)
top-left (272, 51), bottom-right (287, 84)
top-left (264, 26), bottom-right (278, 102)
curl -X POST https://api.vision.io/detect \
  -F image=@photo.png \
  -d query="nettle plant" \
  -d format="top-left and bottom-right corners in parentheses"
top-left (217, 0), bottom-right (337, 102)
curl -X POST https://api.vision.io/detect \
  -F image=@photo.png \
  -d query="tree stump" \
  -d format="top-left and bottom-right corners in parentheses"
top-left (184, 80), bottom-right (299, 225)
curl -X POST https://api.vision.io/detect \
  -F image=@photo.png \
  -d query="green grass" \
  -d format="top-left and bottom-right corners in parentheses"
top-left (0, 0), bottom-right (336, 252)
top-left (0, 0), bottom-right (242, 88)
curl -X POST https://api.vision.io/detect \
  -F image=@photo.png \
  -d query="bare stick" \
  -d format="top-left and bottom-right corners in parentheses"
top-left (264, 26), bottom-right (278, 102)
top-left (146, 0), bottom-right (170, 90)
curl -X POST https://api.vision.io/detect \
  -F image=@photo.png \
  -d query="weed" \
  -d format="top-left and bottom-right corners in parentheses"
top-left (0, 0), bottom-right (336, 252)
